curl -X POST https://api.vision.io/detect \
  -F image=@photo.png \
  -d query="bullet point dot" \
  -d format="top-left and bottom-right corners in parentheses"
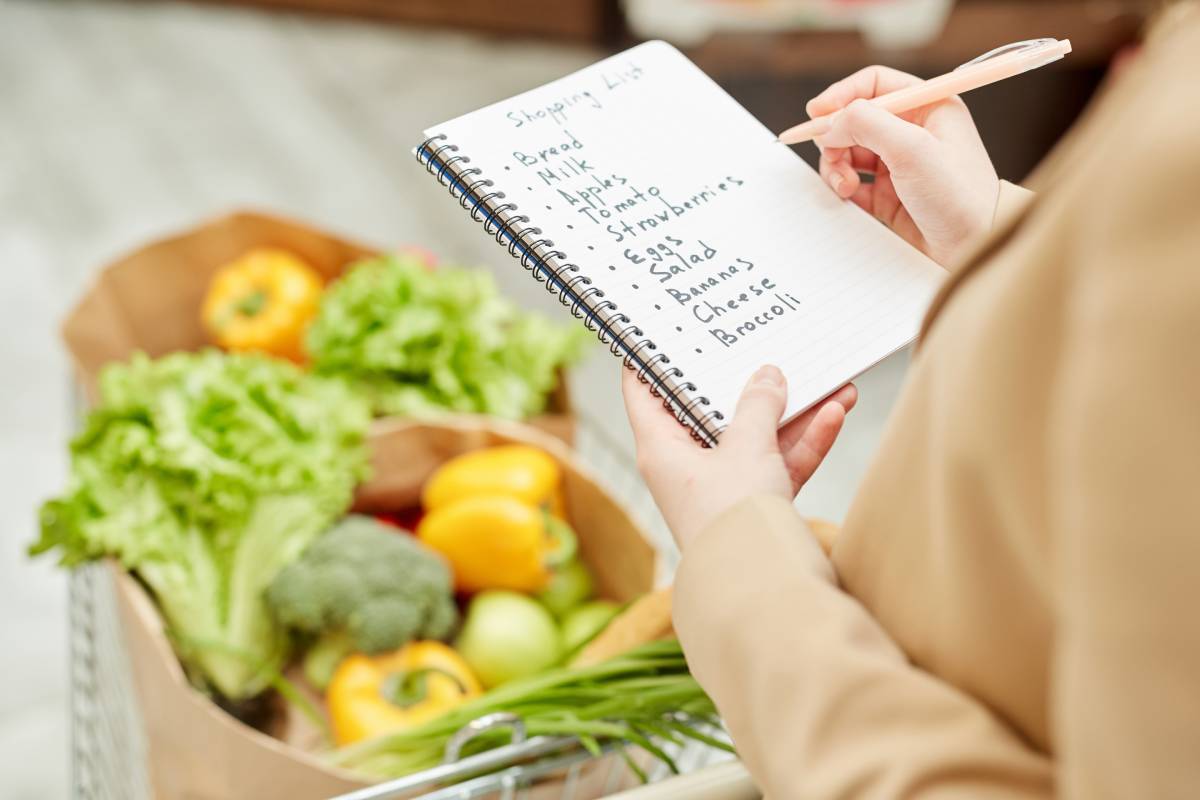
top-left (587, 245), bottom-right (595, 251)
top-left (654, 304), bottom-right (661, 310)
top-left (631, 284), bottom-right (639, 290)
top-left (566, 224), bottom-right (574, 230)
top-left (608, 265), bottom-right (616, 271)
top-left (695, 348), bottom-right (703, 354)
top-left (504, 166), bottom-right (511, 170)
top-left (545, 205), bottom-right (553, 210)
top-left (676, 326), bottom-right (682, 332)
top-left (527, 186), bottom-right (533, 191)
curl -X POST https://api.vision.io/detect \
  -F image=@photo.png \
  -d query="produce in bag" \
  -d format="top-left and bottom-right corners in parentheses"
top-left (201, 248), bottom-right (325, 362)
top-left (536, 557), bottom-right (596, 619)
top-left (572, 589), bottom-right (675, 668)
top-left (561, 601), bottom-right (622, 653)
top-left (455, 591), bottom-right (563, 688)
top-left (32, 350), bottom-right (370, 700)
top-left (417, 497), bottom-right (576, 593)
top-left (265, 515), bottom-right (459, 690)
top-left (416, 445), bottom-right (578, 593)
top-left (305, 254), bottom-right (588, 419)
top-left (327, 641), bottom-right (481, 746)
top-left (422, 444), bottom-right (566, 517)
top-left (333, 639), bottom-right (730, 779)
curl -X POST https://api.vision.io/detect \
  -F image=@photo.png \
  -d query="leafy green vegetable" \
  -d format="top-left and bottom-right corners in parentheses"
top-left (265, 514), bottom-right (459, 689)
top-left (332, 639), bottom-right (730, 778)
top-left (32, 350), bottom-right (370, 700)
top-left (305, 254), bottom-right (588, 419)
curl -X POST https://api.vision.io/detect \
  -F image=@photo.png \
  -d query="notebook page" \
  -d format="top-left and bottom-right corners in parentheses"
top-left (423, 41), bottom-right (946, 431)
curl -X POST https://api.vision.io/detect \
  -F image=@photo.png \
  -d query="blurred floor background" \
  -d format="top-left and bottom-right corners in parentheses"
top-left (0, 0), bottom-right (1140, 796)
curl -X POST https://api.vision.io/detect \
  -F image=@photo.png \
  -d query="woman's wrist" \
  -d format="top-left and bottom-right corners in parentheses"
top-left (677, 494), bottom-right (837, 585)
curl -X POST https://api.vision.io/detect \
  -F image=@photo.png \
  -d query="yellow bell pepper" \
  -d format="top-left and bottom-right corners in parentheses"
top-left (422, 445), bottom-right (565, 518)
top-left (201, 248), bottom-right (324, 362)
top-left (327, 641), bottom-right (481, 746)
top-left (417, 495), bottom-right (576, 594)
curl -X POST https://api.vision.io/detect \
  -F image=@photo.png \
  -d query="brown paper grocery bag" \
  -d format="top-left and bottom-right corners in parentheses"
top-left (111, 560), bottom-right (367, 799)
top-left (62, 209), bottom-right (574, 441)
top-left (110, 416), bottom-right (655, 800)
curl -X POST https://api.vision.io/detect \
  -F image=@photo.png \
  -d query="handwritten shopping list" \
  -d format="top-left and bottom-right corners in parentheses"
top-left (425, 41), bottom-right (944, 425)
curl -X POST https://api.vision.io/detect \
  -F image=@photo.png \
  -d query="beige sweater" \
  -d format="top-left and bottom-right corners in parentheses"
top-left (673, 6), bottom-right (1200, 798)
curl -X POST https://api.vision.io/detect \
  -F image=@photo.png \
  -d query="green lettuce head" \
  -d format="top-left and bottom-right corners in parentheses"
top-left (305, 254), bottom-right (588, 419)
top-left (33, 350), bottom-right (370, 700)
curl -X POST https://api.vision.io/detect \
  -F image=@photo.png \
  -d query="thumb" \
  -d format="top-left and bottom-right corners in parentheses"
top-left (817, 99), bottom-right (935, 178)
top-left (723, 365), bottom-right (788, 450)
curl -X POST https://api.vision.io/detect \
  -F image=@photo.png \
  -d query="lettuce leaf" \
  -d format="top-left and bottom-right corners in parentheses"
top-left (33, 350), bottom-right (370, 699)
top-left (305, 254), bottom-right (588, 419)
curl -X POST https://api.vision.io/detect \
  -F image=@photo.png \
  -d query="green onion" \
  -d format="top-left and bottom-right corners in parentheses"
top-left (331, 639), bottom-right (732, 778)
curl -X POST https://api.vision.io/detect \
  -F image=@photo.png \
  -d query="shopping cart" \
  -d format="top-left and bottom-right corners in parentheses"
top-left (323, 711), bottom-right (752, 800)
top-left (67, 407), bottom-right (757, 800)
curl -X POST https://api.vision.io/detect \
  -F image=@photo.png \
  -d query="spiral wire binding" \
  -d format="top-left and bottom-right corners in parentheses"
top-left (417, 134), bottom-right (725, 446)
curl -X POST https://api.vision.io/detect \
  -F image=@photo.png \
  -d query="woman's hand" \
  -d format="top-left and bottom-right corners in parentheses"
top-left (810, 66), bottom-right (1000, 267)
top-left (622, 366), bottom-right (857, 551)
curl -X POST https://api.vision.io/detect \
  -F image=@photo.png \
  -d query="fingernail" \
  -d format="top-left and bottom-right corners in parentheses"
top-left (754, 365), bottom-right (784, 386)
top-left (829, 171), bottom-right (844, 193)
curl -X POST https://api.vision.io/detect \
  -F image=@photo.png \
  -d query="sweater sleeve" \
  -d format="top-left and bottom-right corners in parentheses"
top-left (1047, 131), bottom-right (1200, 800)
top-left (994, 180), bottom-right (1034, 228)
top-left (673, 495), bottom-right (1052, 799)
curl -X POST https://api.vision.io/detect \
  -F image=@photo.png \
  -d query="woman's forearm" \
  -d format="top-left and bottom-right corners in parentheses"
top-left (673, 494), bottom-right (1051, 799)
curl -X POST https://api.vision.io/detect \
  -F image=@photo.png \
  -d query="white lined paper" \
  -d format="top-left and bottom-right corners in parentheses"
top-left (423, 41), bottom-right (945, 435)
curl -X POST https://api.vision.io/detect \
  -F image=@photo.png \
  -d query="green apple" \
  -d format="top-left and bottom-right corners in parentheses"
top-left (455, 591), bottom-right (562, 688)
top-left (561, 600), bottom-right (621, 653)
top-left (536, 558), bottom-right (595, 619)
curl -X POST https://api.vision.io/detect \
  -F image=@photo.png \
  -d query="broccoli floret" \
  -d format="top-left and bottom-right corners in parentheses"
top-left (266, 515), bottom-right (458, 687)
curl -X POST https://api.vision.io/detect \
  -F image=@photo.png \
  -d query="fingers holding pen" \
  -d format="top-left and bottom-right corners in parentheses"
top-left (806, 65), bottom-right (926, 118)
top-left (816, 100), bottom-right (937, 178)
top-left (819, 148), bottom-right (885, 215)
top-left (820, 148), bottom-right (859, 199)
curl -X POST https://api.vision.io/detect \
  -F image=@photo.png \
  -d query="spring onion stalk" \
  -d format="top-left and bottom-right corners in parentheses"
top-left (332, 639), bottom-right (731, 778)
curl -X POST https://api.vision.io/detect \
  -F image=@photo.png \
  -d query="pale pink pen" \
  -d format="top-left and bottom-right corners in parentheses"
top-left (777, 38), bottom-right (1074, 145)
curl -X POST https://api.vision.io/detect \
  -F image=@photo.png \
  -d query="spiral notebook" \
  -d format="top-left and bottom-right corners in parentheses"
top-left (416, 41), bottom-right (945, 446)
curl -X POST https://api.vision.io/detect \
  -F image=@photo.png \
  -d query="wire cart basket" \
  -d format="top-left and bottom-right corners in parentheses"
top-left (68, 409), bottom-right (753, 800)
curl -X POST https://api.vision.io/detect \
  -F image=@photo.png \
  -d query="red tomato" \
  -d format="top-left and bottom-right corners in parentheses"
top-left (374, 509), bottom-right (425, 531)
